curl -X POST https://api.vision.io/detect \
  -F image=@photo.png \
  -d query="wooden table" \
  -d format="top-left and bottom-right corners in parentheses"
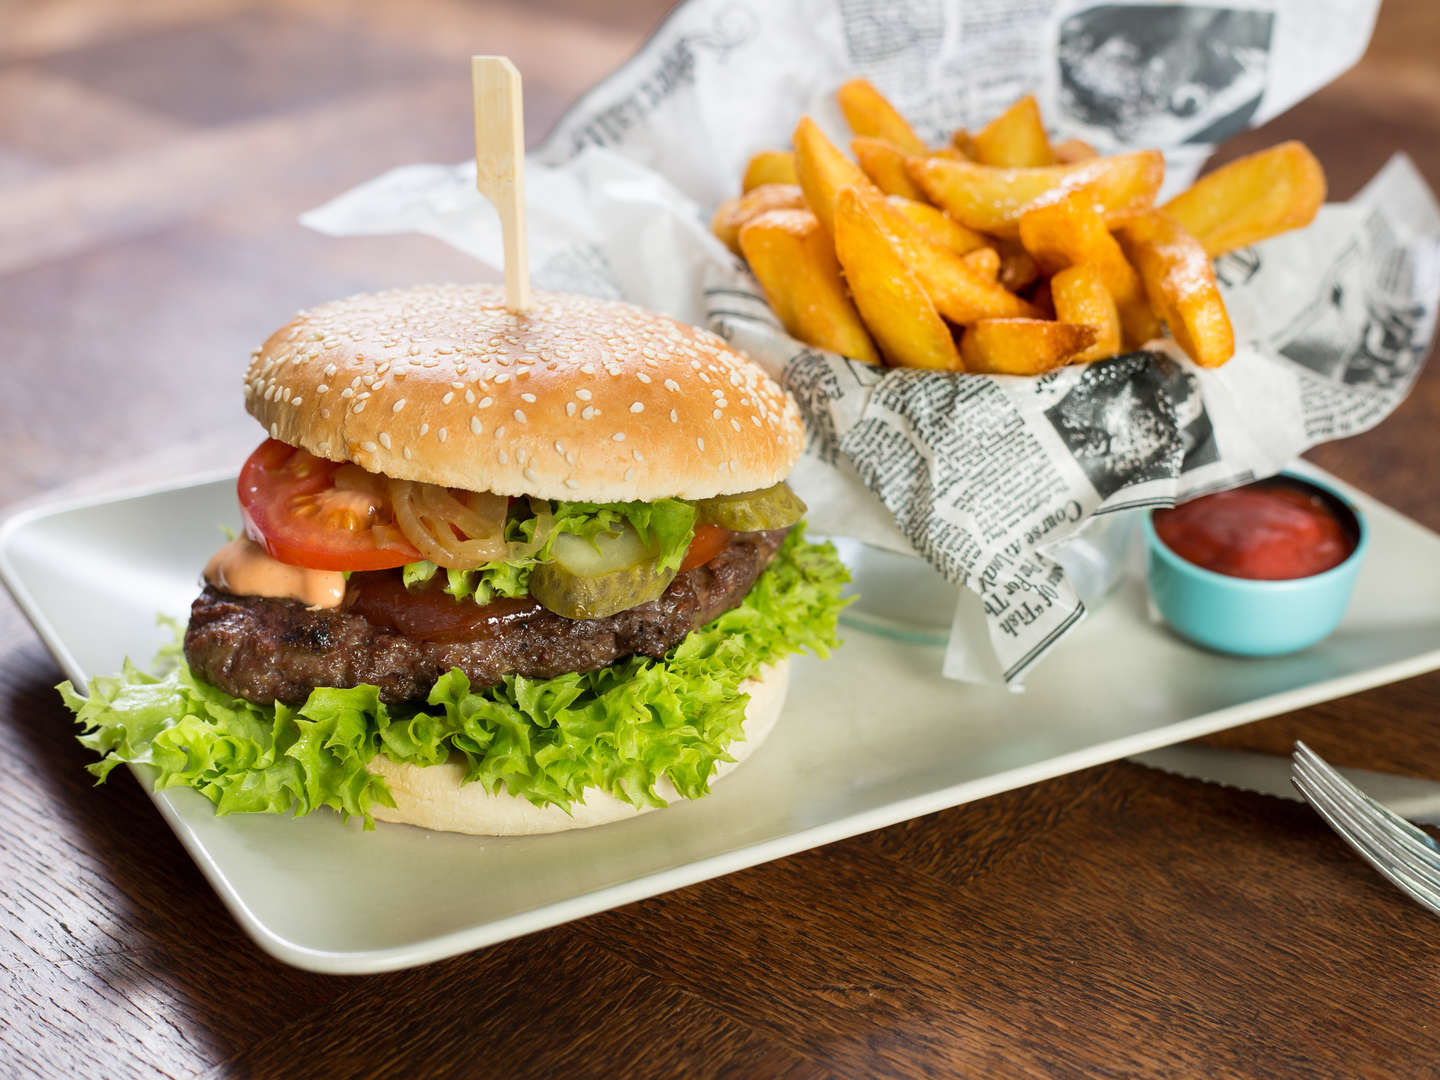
top-left (4, 2), bottom-right (1438, 1076)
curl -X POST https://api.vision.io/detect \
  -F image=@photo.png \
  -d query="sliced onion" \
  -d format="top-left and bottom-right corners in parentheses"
top-left (386, 477), bottom-right (509, 568)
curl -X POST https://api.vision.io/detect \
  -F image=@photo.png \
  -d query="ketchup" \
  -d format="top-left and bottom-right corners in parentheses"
top-left (1153, 477), bottom-right (1358, 581)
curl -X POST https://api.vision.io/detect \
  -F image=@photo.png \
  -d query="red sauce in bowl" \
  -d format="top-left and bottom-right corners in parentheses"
top-left (1153, 477), bottom-right (1358, 581)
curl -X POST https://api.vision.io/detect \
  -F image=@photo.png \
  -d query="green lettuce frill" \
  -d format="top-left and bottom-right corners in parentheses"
top-left (59, 529), bottom-right (849, 828)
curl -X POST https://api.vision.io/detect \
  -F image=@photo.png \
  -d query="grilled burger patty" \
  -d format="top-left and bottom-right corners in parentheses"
top-left (184, 528), bottom-right (790, 706)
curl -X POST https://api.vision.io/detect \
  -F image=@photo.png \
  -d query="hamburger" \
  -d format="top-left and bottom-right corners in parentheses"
top-left (61, 285), bottom-right (848, 835)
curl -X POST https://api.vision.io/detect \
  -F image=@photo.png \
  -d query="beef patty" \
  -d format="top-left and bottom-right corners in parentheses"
top-left (184, 528), bottom-right (789, 706)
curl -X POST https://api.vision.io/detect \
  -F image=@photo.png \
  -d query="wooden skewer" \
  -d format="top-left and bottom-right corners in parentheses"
top-left (471, 56), bottom-right (530, 313)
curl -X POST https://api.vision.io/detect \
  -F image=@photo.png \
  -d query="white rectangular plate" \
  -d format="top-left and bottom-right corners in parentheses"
top-left (4, 464), bottom-right (1440, 973)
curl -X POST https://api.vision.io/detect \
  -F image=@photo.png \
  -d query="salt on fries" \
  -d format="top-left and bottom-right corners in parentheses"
top-left (716, 81), bottom-right (1325, 374)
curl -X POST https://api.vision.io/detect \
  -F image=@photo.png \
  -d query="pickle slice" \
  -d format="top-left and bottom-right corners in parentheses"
top-left (695, 482), bottom-right (807, 532)
top-left (529, 527), bottom-right (676, 620)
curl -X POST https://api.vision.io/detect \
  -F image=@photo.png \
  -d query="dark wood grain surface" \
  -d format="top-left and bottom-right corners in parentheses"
top-left (4, 2), bottom-right (1439, 1076)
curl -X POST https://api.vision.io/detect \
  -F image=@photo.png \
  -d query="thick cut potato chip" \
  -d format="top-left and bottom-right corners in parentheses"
top-left (858, 188), bottom-right (1040, 324)
top-left (1118, 211), bottom-right (1235, 367)
top-left (834, 188), bottom-right (963, 370)
top-left (972, 95), bottom-right (1053, 167)
top-left (909, 150), bottom-right (1165, 236)
top-left (1162, 140), bottom-right (1326, 257)
top-left (836, 78), bottom-right (928, 154)
top-left (885, 196), bottom-right (988, 256)
top-left (1017, 190), bottom-right (1160, 347)
top-left (960, 319), bottom-right (1097, 375)
top-left (960, 246), bottom-right (1001, 280)
top-left (793, 116), bottom-right (876, 238)
top-left (742, 150), bottom-right (798, 192)
top-left (853, 137), bottom-right (926, 199)
top-left (1050, 264), bottom-right (1122, 363)
top-left (739, 208), bottom-right (881, 366)
top-left (1052, 138), bottom-right (1098, 164)
top-left (711, 183), bottom-right (807, 254)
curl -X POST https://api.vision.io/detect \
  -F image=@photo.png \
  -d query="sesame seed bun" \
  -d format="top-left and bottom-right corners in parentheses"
top-left (244, 284), bottom-right (804, 502)
top-left (364, 659), bottom-right (788, 835)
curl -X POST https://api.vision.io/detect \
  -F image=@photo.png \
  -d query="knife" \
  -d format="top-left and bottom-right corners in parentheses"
top-left (1129, 745), bottom-right (1440, 825)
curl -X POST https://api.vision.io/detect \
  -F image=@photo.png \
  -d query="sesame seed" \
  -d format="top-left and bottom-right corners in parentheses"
top-left (712, 409), bottom-right (722, 419)
top-left (630, 402), bottom-right (644, 413)
top-left (731, 418), bottom-right (741, 431)
top-left (624, 467), bottom-right (635, 481)
top-left (442, 391), bottom-right (454, 405)
top-left (419, 423), bottom-right (429, 436)
top-left (524, 467), bottom-right (538, 482)
top-left (495, 425), bottom-right (506, 439)
top-left (316, 383), bottom-right (329, 394)
top-left (353, 401), bottom-right (366, 414)
top-left (521, 392), bottom-right (536, 403)
top-left (636, 372), bottom-right (652, 383)
top-left (566, 402), bottom-right (576, 416)
top-left (438, 428), bottom-right (447, 442)
top-left (498, 449), bottom-right (508, 464)
top-left (564, 478), bottom-right (580, 489)
top-left (697, 437), bottom-right (705, 451)
top-left (392, 399), bottom-right (406, 412)
top-left (361, 440), bottom-right (378, 453)
top-left (470, 416), bottom-right (483, 434)
top-left (665, 379), bottom-right (680, 392)
top-left (670, 409), bottom-right (679, 423)
top-left (291, 397), bottom-right (303, 406)
top-left (465, 389), bottom-right (475, 404)
top-left (612, 432), bottom-right (625, 442)
top-left (576, 388), bottom-right (592, 401)
top-left (516, 448), bottom-right (528, 464)
top-left (565, 451), bottom-right (576, 465)
top-left (380, 432), bottom-right (393, 449)
top-left (582, 406), bottom-right (597, 420)
top-left (514, 409), bottom-right (527, 423)
top-left (403, 447), bottom-right (413, 460)
top-left (479, 396), bottom-right (493, 408)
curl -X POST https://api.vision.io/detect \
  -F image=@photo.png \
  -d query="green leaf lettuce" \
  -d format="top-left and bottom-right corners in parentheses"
top-left (60, 529), bottom-right (849, 828)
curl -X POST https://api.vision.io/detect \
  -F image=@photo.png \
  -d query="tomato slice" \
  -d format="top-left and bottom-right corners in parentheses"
top-left (679, 523), bottom-right (732, 572)
top-left (237, 439), bottom-right (421, 571)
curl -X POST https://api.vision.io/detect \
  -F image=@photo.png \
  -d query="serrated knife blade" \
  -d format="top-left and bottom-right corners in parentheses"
top-left (1129, 745), bottom-right (1440, 825)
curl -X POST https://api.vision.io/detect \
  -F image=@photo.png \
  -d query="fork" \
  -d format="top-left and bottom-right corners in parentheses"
top-left (1291, 740), bottom-right (1440, 915)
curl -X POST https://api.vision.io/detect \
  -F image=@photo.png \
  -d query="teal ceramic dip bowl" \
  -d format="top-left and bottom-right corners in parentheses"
top-left (1143, 472), bottom-right (1368, 656)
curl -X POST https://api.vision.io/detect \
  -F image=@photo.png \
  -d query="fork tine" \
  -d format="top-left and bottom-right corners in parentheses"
top-left (1292, 748), bottom-right (1440, 894)
top-left (1292, 742), bottom-right (1440, 914)
top-left (1293, 744), bottom-right (1440, 892)
top-left (1293, 775), bottom-right (1440, 912)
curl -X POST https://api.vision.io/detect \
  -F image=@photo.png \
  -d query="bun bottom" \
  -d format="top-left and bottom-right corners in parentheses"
top-left (366, 659), bottom-right (790, 836)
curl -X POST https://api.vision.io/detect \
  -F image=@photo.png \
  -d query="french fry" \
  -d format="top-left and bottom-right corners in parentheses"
top-left (739, 208), bottom-right (881, 366)
top-left (1162, 140), bottom-right (1326, 257)
top-left (834, 187), bottom-right (963, 370)
top-left (950, 129), bottom-right (976, 159)
top-left (972, 95), bottom-right (1053, 167)
top-left (960, 319), bottom-right (1098, 375)
top-left (711, 183), bottom-right (807, 254)
top-left (1118, 211), bottom-right (1235, 367)
top-left (1017, 190), bottom-right (1161, 346)
top-left (960, 246), bottom-right (1001, 280)
top-left (793, 115), bottom-right (876, 238)
top-left (1052, 138), bottom-right (1098, 164)
top-left (909, 150), bottom-right (1165, 236)
top-left (836, 78), bottom-right (928, 154)
top-left (885, 196), bottom-right (988, 256)
top-left (1050, 264), bottom-right (1122, 363)
top-left (860, 188), bottom-right (1040, 323)
top-left (853, 137), bottom-right (926, 200)
top-left (742, 150), bottom-right (798, 192)
top-left (995, 239), bottom-right (1040, 292)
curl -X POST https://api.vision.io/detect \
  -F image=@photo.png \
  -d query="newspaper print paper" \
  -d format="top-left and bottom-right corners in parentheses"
top-left (302, 0), bottom-right (1440, 684)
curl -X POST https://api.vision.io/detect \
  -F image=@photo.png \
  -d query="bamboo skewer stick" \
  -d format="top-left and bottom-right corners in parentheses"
top-left (471, 56), bottom-right (530, 313)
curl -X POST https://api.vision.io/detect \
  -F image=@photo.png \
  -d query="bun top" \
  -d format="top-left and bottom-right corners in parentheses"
top-left (244, 285), bottom-right (804, 502)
